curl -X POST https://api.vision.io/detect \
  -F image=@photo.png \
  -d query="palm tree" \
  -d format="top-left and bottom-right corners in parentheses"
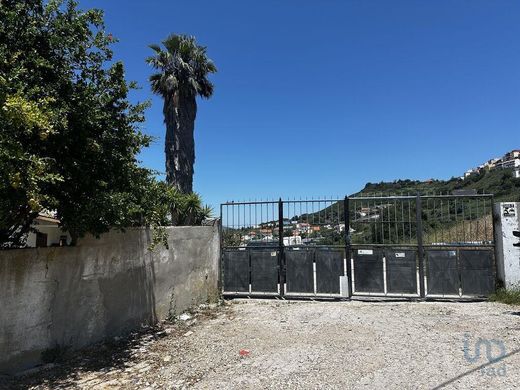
top-left (147, 34), bottom-right (216, 193)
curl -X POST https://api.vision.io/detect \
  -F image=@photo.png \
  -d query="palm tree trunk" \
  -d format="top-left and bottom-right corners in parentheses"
top-left (164, 92), bottom-right (197, 194)
top-left (164, 94), bottom-right (177, 188)
top-left (178, 94), bottom-right (197, 193)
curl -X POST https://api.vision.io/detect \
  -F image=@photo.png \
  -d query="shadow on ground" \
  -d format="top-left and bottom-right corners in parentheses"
top-left (0, 323), bottom-right (176, 390)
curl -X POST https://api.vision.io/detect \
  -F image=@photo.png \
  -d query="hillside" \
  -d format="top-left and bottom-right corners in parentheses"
top-left (302, 168), bottom-right (519, 223)
top-left (294, 168), bottom-right (519, 246)
top-left (355, 168), bottom-right (520, 201)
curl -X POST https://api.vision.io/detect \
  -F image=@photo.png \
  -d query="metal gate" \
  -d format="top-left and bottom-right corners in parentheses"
top-left (221, 194), bottom-right (496, 299)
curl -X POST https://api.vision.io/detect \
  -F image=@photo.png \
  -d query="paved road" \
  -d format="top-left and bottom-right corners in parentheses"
top-left (5, 299), bottom-right (520, 389)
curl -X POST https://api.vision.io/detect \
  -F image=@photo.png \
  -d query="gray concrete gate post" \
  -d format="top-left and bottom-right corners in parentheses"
top-left (494, 202), bottom-right (520, 289)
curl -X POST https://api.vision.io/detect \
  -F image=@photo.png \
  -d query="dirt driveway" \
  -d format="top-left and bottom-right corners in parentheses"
top-left (4, 299), bottom-right (520, 389)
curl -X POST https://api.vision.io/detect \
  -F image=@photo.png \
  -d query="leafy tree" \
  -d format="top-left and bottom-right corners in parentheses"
top-left (0, 0), bottom-right (154, 245)
top-left (0, 0), bottom-right (214, 248)
top-left (147, 34), bottom-right (216, 193)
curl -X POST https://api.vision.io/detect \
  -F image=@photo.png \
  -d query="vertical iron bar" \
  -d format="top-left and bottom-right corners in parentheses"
top-left (431, 199), bottom-right (437, 244)
top-left (440, 198), bottom-right (444, 244)
top-left (476, 198), bottom-right (481, 242)
top-left (394, 198), bottom-right (398, 244)
top-left (272, 201), bottom-right (275, 241)
top-left (401, 199), bottom-right (405, 244)
top-left (484, 197), bottom-right (488, 241)
top-left (318, 199), bottom-right (321, 226)
top-left (278, 198), bottom-right (285, 297)
top-left (219, 203), bottom-right (223, 293)
top-left (455, 197), bottom-right (459, 243)
top-left (416, 194), bottom-right (426, 298)
top-left (260, 203), bottom-right (264, 232)
top-left (231, 202), bottom-right (234, 230)
top-left (462, 198), bottom-right (466, 243)
top-left (447, 197), bottom-right (452, 243)
top-left (489, 196), bottom-right (495, 245)
top-left (380, 198), bottom-right (385, 244)
top-left (344, 196), bottom-right (353, 298)
top-left (408, 199), bottom-right (412, 243)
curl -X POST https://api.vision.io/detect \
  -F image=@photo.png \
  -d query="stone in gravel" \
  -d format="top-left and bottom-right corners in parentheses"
top-left (93, 379), bottom-right (120, 388)
top-left (184, 331), bottom-right (194, 337)
top-left (132, 362), bottom-right (150, 371)
top-left (163, 355), bottom-right (172, 362)
top-left (179, 313), bottom-right (192, 321)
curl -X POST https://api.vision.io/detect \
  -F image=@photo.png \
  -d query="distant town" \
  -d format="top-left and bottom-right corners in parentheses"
top-left (463, 149), bottom-right (520, 179)
top-left (237, 218), bottom-right (347, 247)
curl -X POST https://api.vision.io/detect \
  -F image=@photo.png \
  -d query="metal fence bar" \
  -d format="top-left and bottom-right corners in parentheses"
top-left (278, 198), bottom-right (284, 296)
top-left (416, 194), bottom-right (426, 298)
top-left (344, 196), bottom-right (353, 298)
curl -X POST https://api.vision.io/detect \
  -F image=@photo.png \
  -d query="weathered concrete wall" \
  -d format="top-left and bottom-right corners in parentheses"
top-left (494, 202), bottom-right (520, 288)
top-left (0, 226), bottom-right (220, 374)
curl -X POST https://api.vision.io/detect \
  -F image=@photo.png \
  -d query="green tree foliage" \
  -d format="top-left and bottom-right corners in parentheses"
top-left (0, 1), bottom-right (211, 248)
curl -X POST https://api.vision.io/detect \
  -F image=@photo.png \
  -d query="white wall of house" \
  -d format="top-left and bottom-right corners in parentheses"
top-left (284, 236), bottom-right (302, 246)
top-left (498, 158), bottom-right (520, 169)
top-left (25, 223), bottom-right (71, 247)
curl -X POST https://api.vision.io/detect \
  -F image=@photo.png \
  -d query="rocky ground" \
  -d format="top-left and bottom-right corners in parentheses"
top-left (2, 299), bottom-right (520, 389)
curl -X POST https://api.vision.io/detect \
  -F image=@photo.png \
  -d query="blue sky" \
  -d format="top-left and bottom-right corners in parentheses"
top-left (82, 0), bottom-right (520, 209)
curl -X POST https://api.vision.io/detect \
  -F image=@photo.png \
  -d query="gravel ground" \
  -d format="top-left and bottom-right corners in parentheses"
top-left (3, 299), bottom-right (520, 389)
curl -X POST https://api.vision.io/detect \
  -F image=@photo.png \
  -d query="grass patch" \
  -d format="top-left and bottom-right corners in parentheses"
top-left (489, 288), bottom-right (520, 305)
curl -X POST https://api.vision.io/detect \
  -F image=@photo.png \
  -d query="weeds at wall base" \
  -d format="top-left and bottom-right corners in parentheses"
top-left (489, 288), bottom-right (520, 305)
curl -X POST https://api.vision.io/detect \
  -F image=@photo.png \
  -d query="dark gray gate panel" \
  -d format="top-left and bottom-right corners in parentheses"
top-left (426, 250), bottom-right (459, 295)
top-left (286, 248), bottom-right (314, 293)
top-left (223, 250), bottom-right (249, 292)
top-left (353, 249), bottom-right (384, 293)
top-left (385, 249), bottom-right (418, 294)
top-left (250, 249), bottom-right (279, 292)
top-left (316, 249), bottom-right (343, 294)
top-left (460, 250), bottom-right (494, 296)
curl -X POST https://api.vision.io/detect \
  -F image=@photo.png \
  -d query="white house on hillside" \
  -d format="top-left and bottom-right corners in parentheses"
top-left (496, 150), bottom-right (520, 169)
top-left (463, 149), bottom-right (520, 180)
top-left (25, 211), bottom-right (72, 248)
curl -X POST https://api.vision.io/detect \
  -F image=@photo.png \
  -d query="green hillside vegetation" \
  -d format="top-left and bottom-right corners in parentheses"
top-left (297, 168), bottom-right (518, 245)
top-left (302, 168), bottom-right (519, 221)
top-left (359, 168), bottom-right (520, 201)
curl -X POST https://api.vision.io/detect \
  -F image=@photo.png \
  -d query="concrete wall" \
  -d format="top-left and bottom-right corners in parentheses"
top-left (0, 226), bottom-right (220, 374)
top-left (494, 202), bottom-right (520, 288)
